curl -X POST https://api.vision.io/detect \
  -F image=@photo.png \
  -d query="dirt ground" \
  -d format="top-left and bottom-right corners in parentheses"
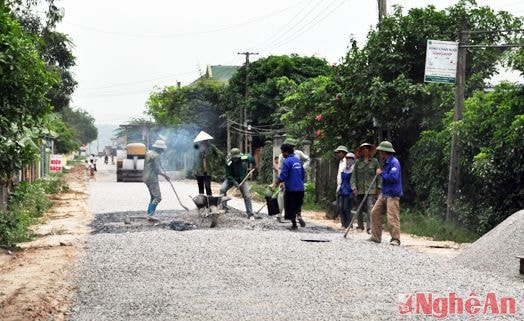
top-left (0, 168), bottom-right (466, 320)
top-left (0, 165), bottom-right (92, 321)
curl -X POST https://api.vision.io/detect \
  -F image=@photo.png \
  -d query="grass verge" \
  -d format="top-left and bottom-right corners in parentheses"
top-left (400, 208), bottom-right (479, 243)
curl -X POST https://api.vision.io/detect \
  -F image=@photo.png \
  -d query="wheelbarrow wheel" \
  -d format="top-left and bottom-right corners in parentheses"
top-left (210, 213), bottom-right (218, 228)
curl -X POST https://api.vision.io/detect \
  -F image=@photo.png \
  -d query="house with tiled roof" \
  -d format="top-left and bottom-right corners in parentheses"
top-left (192, 65), bottom-right (239, 84)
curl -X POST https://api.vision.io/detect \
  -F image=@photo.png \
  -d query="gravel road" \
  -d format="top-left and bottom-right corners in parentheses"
top-left (68, 165), bottom-right (523, 320)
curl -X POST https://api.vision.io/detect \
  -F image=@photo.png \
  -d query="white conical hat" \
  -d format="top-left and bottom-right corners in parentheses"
top-left (193, 131), bottom-right (214, 143)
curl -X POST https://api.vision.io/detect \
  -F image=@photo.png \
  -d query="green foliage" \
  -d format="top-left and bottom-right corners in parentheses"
top-left (225, 54), bottom-right (333, 127)
top-left (401, 208), bottom-right (479, 243)
top-left (146, 79), bottom-right (228, 148)
top-left (0, 178), bottom-right (54, 248)
top-left (61, 107), bottom-right (98, 145)
top-left (258, 142), bottom-right (274, 184)
top-left (0, 9), bottom-right (58, 179)
top-left (410, 83), bottom-right (524, 234)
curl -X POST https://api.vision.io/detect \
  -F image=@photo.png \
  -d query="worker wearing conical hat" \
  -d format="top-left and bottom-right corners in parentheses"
top-left (192, 131), bottom-right (221, 196)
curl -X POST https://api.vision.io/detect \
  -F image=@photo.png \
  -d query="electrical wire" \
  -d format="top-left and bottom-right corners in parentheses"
top-left (260, 0), bottom-right (347, 53)
top-left (249, 0), bottom-right (317, 51)
top-left (62, 1), bottom-right (305, 39)
top-left (78, 70), bottom-right (199, 91)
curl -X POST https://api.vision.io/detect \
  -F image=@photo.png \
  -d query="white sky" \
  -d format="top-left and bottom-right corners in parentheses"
top-left (55, 0), bottom-right (524, 125)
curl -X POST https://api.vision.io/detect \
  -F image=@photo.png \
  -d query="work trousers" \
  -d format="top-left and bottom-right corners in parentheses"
top-left (337, 194), bottom-right (353, 228)
top-left (371, 194), bottom-right (400, 242)
top-left (355, 194), bottom-right (376, 230)
top-left (196, 175), bottom-right (212, 195)
top-left (284, 191), bottom-right (304, 222)
top-left (146, 182), bottom-right (162, 205)
top-left (220, 180), bottom-right (253, 216)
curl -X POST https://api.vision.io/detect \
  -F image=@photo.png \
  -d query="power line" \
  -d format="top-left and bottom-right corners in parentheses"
top-left (249, 0), bottom-right (318, 51)
top-left (261, 0), bottom-right (346, 52)
top-left (78, 70), bottom-right (199, 91)
top-left (62, 1), bottom-right (304, 39)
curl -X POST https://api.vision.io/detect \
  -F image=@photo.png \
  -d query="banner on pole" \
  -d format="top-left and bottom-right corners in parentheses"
top-left (424, 40), bottom-right (458, 84)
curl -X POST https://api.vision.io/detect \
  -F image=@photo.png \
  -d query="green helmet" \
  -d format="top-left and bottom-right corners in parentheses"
top-left (334, 145), bottom-right (349, 153)
top-left (376, 141), bottom-right (395, 153)
top-left (230, 148), bottom-right (242, 159)
top-left (283, 137), bottom-right (298, 147)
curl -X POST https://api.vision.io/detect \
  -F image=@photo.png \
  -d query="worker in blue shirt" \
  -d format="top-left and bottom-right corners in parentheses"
top-left (273, 143), bottom-right (305, 230)
top-left (369, 141), bottom-right (403, 246)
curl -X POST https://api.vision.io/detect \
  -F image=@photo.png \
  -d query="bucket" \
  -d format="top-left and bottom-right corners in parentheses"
top-left (265, 196), bottom-right (280, 216)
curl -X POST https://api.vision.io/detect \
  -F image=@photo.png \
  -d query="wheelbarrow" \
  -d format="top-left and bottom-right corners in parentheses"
top-left (191, 194), bottom-right (231, 228)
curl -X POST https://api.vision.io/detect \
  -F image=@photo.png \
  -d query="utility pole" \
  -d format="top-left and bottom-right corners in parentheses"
top-left (226, 115), bottom-right (231, 153)
top-left (376, 0), bottom-right (386, 144)
top-left (237, 51), bottom-right (258, 154)
top-left (378, 0), bottom-right (387, 21)
top-left (446, 19), bottom-right (468, 222)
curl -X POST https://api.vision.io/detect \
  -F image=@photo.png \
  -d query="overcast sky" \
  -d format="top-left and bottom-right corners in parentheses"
top-left (55, 0), bottom-right (523, 125)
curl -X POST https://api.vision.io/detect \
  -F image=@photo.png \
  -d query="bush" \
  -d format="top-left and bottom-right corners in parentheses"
top-left (0, 175), bottom-right (64, 248)
top-left (400, 208), bottom-right (479, 243)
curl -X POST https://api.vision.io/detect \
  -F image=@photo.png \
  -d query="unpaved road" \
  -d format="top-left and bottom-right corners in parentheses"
top-left (1, 162), bottom-right (522, 320)
top-left (0, 165), bottom-right (91, 321)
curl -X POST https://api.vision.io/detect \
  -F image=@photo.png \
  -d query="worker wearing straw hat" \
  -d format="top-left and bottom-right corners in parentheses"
top-left (351, 142), bottom-right (382, 233)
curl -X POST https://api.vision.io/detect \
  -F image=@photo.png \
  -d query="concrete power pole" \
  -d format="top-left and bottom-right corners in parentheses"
top-left (237, 52), bottom-right (258, 153)
top-left (446, 19), bottom-right (468, 222)
top-left (375, 0), bottom-right (387, 143)
top-left (378, 0), bottom-right (387, 21)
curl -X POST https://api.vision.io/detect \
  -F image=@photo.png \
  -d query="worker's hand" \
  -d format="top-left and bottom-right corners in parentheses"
top-left (163, 174), bottom-right (170, 181)
top-left (353, 189), bottom-right (358, 195)
top-left (376, 168), bottom-right (383, 175)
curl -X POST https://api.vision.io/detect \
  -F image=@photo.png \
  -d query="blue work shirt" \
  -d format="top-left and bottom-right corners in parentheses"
top-left (277, 154), bottom-right (304, 192)
top-left (339, 172), bottom-right (353, 196)
top-left (380, 155), bottom-right (403, 197)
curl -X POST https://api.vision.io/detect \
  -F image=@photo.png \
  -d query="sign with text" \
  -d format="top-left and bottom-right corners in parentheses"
top-left (49, 154), bottom-right (63, 172)
top-left (424, 40), bottom-right (458, 84)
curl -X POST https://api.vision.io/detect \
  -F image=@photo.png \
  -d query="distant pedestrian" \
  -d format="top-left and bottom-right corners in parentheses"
top-left (220, 148), bottom-right (257, 219)
top-left (192, 131), bottom-right (220, 196)
top-left (368, 141), bottom-right (402, 246)
top-left (275, 138), bottom-right (310, 223)
top-left (274, 143), bottom-right (305, 230)
top-left (351, 143), bottom-right (382, 233)
top-left (143, 140), bottom-right (170, 221)
top-left (334, 145), bottom-right (349, 224)
top-left (338, 152), bottom-right (355, 229)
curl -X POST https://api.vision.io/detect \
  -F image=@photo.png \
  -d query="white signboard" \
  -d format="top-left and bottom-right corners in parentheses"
top-left (424, 40), bottom-right (458, 84)
top-left (49, 154), bottom-right (63, 172)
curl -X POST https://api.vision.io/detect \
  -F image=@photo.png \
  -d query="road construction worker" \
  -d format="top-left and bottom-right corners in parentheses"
top-left (274, 143), bottom-right (305, 230)
top-left (275, 138), bottom-right (310, 222)
top-left (368, 141), bottom-right (403, 246)
top-left (144, 140), bottom-right (170, 221)
top-left (192, 131), bottom-right (221, 196)
top-left (220, 148), bottom-right (257, 219)
top-left (351, 143), bottom-right (382, 234)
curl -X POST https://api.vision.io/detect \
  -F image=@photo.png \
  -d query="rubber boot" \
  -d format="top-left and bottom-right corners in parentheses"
top-left (147, 203), bottom-right (157, 216)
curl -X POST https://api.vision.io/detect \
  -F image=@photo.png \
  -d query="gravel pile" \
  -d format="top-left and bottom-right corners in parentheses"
top-left (454, 210), bottom-right (524, 280)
